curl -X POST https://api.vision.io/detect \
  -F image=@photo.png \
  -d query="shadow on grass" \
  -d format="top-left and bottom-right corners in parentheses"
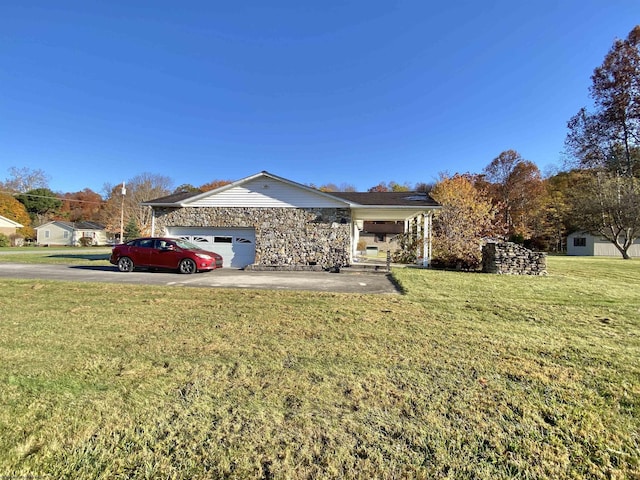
top-left (387, 272), bottom-right (407, 295)
top-left (48, 254), bottom-right (110, 261)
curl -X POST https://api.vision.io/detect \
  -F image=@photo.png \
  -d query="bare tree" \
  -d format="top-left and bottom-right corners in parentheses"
top-left (1, 167), bottom-right (50, 193)
top-left (102, 173), bottom-right (172, 236)
top-left (569, 173), bottom-right (640, 259)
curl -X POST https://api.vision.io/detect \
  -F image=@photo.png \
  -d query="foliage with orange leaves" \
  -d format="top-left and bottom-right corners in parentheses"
top-left (430, 174), bottom-right (500, 269)
top-left (0, 193), bottom-right (34, 238)
top-left (58, 189), bottom-right (104, 223)
top-left (199, 180), bottom-right (233, 192)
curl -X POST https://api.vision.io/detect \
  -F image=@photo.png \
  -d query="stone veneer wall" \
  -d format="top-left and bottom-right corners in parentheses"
top-left (153, 206), bottom-right (351, 269)
top-left (482, 241), bottom-right (547, 275)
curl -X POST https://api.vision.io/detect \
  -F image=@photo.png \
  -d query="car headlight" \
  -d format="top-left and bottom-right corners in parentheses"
top-left (195, 253), bottom-right (212, 260)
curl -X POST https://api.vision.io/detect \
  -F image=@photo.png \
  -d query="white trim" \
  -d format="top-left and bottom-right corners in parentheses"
top-left (0, 215), bottom-right (23, 228)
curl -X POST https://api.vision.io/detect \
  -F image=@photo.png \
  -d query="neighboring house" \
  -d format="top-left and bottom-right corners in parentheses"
top-left (358, 221), bottom-right (405, 254)
top-left (567, 231), bottom-right (640, 258)
top-left (0, 214), bottom-right (23, 237)
top-left (36, 221), bottom-right (108, 246)
top-left (143, 171), bottom-right (440, 269)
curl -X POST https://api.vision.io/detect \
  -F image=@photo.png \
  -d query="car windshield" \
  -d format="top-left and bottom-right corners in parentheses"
top-left (173, 239), bottom-right (201, 250)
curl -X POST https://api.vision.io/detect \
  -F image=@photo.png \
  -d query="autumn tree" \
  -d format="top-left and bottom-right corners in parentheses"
top-left (565, 25), bottom-right (640, 257)
top-left (199, 179), bottom-right (232, 192)
top-left (483, 150), bottom-right (545, 239)
top-left (0, 193), bottom-right (34, 238)
top-left (367, 182), bottom-right (389, 192)
top-left (58, 189), bottom-right (104, 222)
top-left (430, 174), bottom-right (499, 269)
top-left (317, 183), bottom-right (338, 192)
top-left (368, 181), bottom-right (411, 192)
top-left (534, 171), bottom-right (583, 252)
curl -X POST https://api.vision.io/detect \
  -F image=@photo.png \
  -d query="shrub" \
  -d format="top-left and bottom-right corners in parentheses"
top-left (79, 237), bottom-right (94, 247)
top-left (391, 232), bottom-right (419, 264)
top-left (0, 233), bottom-right (9, 247)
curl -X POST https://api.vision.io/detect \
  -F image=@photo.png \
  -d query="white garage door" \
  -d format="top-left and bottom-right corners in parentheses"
top-left (167, 227), bottom-right (256, 268)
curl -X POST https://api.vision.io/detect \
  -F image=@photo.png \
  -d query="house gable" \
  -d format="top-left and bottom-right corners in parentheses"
top-left (186, 176), bottom-right (349, 208)
top-left (0, 215), bottom-right (23, 229)
top-left (0, 214), bottom-right (24, 237)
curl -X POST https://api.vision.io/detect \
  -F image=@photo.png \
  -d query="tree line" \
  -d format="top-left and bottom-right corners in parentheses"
top-left (1, 26), bottom-right (638, 259)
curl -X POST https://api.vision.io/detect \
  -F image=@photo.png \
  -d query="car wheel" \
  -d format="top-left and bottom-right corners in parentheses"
top-left (179, 258), bottom-right (197, 274)
top-left (117, 256), bottom-right (134, 272)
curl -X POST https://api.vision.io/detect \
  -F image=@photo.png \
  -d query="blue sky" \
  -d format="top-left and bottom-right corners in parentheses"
top-left (1, 1), bottom-right (639, 195)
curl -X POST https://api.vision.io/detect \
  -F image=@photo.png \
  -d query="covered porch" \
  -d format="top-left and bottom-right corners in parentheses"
top-left (349, 207), bottom-right (436, 267)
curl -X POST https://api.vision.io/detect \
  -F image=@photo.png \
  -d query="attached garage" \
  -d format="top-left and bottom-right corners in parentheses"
top-left (167, 227), bottom-right (256, 268)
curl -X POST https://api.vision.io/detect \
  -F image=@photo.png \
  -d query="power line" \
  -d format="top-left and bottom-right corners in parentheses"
top-left (1, 190), bottom-right (106, 205)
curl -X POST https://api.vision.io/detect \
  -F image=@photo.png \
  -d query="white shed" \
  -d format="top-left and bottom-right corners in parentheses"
top-left (567, 232), bottom-right (640, 258)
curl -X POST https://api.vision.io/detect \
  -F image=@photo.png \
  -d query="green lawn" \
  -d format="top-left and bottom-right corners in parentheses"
top-left (0, 256), bottom-right (638, 479)
top-left (0, 247), bottom-right (112, 265)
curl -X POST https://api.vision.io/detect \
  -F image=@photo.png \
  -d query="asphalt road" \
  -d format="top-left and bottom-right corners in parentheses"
top-left (0, 262), bottom-right (400, 294)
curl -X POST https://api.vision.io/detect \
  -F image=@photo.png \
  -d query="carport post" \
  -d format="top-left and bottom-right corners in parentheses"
top-left (422, 212), bottom-right (431, 267)
top-left (150, 208), bottom-right (156, 237)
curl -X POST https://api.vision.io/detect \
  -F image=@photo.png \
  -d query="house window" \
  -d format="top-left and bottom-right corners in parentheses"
top-left (63, 231), bottom-right (69, 239)
top-left (44, 230), bottom-right (50, 239)
top-left (573, 237), bottom-right (587, 247)
top-left (375, 234), bottom-right (386, 242)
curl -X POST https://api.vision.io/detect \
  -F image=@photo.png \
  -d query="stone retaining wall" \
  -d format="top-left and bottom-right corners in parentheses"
top-left (482, 241), bottom-right (547, 275)
top-left (153, 206), bottom-right (351, 269)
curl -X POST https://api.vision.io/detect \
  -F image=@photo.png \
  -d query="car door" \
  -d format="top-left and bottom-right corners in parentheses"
top-left (128, 238), bottom-right (154, 266)
top-left (149, 239), bottom-right (180, 269)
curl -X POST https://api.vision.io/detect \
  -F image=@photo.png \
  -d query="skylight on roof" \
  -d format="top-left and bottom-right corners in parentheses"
top-left (403, 194), bottom-right (429, 201)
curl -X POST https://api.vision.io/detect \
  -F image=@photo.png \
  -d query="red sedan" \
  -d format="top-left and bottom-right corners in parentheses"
top-left (110, 237), bottom-right (223, 274)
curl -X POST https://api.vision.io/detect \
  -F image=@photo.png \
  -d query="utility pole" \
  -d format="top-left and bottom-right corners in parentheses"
top-left (119, 182), bottom-right (126, 243)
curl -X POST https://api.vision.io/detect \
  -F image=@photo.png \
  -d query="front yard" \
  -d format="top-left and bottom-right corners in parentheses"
top-left (0, 256), bottom-right (638, 478)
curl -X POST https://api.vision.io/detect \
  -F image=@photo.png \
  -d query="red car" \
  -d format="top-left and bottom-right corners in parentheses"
top-left (110, 237), bottom-right (223, 274)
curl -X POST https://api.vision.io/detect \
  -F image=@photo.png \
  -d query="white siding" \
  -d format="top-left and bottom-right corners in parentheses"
top-left (37, 224), bottom-right (73, 246)
top-left (568, 232), bottom-right (640, 257)
top-left (188, 177), bottom-right (347, 208)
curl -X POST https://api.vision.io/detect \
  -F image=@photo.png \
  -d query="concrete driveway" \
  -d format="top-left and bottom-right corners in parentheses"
top-left (0, 262), bottom-right (400, 294)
